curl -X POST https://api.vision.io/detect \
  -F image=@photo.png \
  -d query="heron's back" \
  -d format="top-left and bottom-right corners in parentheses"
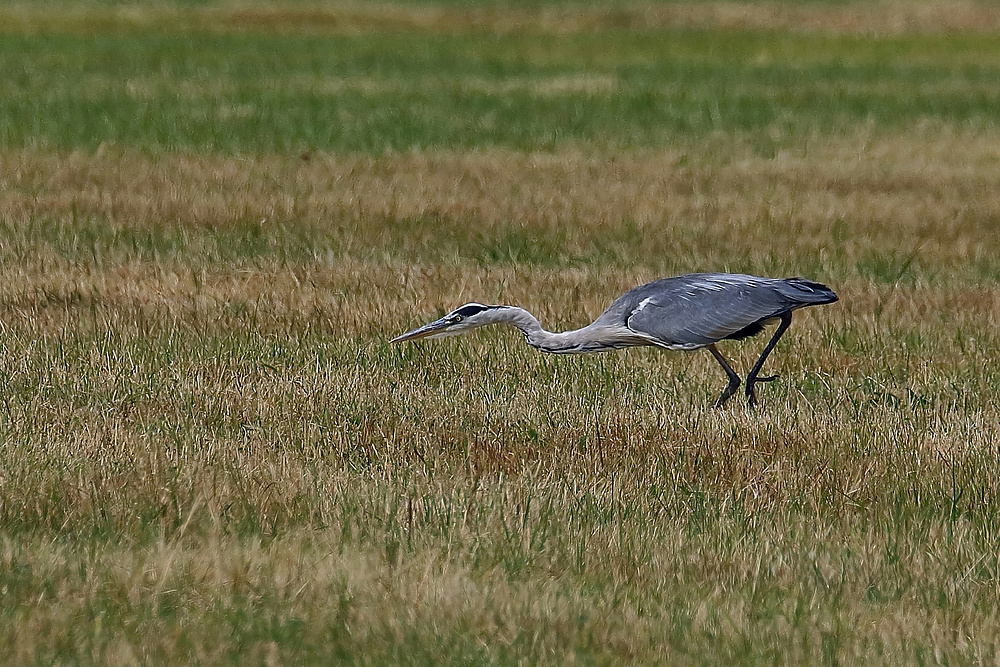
top-left (605, 273), bottom-right (837, 349)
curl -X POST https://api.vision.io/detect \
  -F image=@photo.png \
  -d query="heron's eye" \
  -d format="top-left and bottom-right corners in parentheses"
top-left (449, 315), bottom-right (462, 324)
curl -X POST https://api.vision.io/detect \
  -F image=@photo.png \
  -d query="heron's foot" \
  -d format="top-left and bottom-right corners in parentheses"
top-left (713, 377), bottom-right (742, 409)
top-left (744, 373), bottom-right (780, 409)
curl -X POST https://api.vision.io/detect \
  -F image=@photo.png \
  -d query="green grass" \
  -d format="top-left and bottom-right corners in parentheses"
top-left (3, 29), bottom-right (1000, 152)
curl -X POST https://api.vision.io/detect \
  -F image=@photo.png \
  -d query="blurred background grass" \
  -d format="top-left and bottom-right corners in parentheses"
top-left (2, 26), bottom-right (1000, 152)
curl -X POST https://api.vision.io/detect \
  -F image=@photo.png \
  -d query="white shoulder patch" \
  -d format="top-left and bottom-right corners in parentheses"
top-left (633, 297), bottom-right (654, 314)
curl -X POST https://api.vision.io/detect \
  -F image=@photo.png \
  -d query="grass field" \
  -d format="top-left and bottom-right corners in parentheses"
top-left (2, 1), bottom-right (1000, 664)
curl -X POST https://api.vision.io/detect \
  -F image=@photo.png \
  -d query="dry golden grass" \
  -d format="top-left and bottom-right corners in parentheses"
top-left (2, 132), bottom-right (1000, 661)
top-left (2, 129), bottom-right (998, 282)
top-left (5, 0), bottom-right (1000, 657)
top-left (2, 136), bottom-right (996, 233)
top-left (6, 0), bottom-right (1000, 36)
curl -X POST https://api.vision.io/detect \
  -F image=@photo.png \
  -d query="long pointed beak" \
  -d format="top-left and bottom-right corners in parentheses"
top-left (391, 317), bottom-right (451, 343)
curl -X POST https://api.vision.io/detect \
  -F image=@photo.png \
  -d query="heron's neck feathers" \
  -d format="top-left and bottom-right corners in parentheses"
top-left (488, 306), bottom-right (607, 354)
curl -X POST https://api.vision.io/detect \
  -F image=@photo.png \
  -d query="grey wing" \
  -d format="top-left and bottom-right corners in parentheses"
top-left (623, 276), bottom-right (792, 350)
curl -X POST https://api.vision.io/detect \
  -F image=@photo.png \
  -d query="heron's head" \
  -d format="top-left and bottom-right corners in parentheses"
top-left (391, 303), bottom-right (502, 343)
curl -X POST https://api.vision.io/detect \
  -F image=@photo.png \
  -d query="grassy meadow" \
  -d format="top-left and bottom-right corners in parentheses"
top-left (2, 1), bottom-right (1000, 663)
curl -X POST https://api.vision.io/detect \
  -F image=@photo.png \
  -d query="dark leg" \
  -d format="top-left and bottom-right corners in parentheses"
top-left (707, 344), bottom-right (741, 408)
top-left (745, 311), bottom-right (793, 409)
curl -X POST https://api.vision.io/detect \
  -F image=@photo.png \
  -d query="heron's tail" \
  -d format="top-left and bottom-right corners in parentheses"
top-left (779, 278), bottom-right (839, 306)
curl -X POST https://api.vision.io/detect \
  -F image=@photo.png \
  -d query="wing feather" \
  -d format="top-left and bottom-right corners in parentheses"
top-left (623, 275), bottom-right (792, 349)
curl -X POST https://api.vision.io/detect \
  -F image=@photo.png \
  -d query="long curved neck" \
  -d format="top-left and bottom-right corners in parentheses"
top-left (489, 306), bottom-right (603, 354)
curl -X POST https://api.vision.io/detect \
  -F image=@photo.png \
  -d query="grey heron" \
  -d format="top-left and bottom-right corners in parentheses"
top-left (392, 273), bottom-right (838, 408)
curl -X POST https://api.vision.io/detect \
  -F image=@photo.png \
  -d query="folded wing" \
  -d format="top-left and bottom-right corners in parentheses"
top-left (622, 274), bottom-right (835, 350)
